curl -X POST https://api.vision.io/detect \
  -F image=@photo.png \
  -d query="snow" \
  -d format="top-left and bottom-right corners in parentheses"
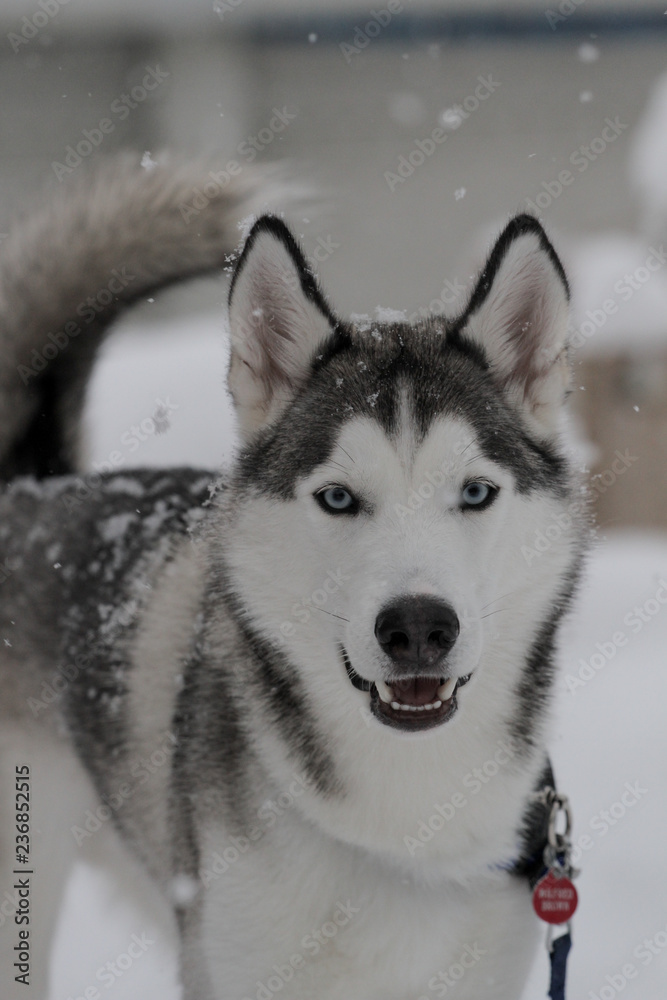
top-left (140, 152), bottom-right (158, 172)
top-left (99, 513), bottom-right (137, 543)
top-left (577, 43), bottom-right (600, 64)
top-left (567, 70), bottom-right (667, 358)
top-left (440, 106), bottom-right (465, 130)
top-left (349, 312), bottom-right (372, 331)
top-left (374, 305), bottom-right (407, 323)
top-left (567, 235), bottom-right (667, 356)
top-left (629, 71), bottom-right (667, 237)
top-left (85, 313), bottom-right (236, 474)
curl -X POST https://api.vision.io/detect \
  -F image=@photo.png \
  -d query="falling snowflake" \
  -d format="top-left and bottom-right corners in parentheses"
top-left (168, 874), bottom-right (200, 906)
top-left (388, 92), bottom-right (426, 127)
top-left (578, 43), bottom-right (600, 63)
top-left (141, 151), bottom-right (158, 171)
top-left (440, 107), bottom-right (465, 130)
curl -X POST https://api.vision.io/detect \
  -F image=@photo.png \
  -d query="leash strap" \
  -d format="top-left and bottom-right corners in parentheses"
top-left (548, 930), bottom-right (572, 1000)
top-left (509, 769), bottom-right (578, 1000)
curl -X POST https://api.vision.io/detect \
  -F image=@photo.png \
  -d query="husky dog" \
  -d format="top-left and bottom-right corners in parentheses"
top-left (0, 157), bottom-right (585, 1000)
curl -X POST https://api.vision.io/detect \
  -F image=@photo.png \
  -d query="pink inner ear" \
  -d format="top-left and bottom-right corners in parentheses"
top-left (227, 226), bottom-right (335, 436)
top-left (506, 301), bottom-right (549, 389)
top-left (461, 226), bottom-right (570, 433)
top-left (484, 250), bottom-right (568, 392)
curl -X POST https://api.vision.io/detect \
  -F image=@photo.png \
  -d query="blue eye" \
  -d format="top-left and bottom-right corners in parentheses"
top-left (461, 481), bottom-right (497, 510)
top-left (316, 486), bottom-right (358, 514)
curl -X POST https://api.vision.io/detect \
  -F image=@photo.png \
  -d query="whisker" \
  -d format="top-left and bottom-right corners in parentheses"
top-left (326, 461), bottom-right (348, 475)
top-left (480, 589), bottom-right (519, 611)
top-left (309, 607), bottom-right (351, 623)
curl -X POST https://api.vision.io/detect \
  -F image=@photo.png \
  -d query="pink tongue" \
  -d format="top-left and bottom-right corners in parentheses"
top-left (391, 677), bottom-right (441, 706)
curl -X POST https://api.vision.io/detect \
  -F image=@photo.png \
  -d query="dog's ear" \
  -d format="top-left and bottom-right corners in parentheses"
top-left (459, 215), bottom-right (571, 435)
top-left (227, 216), bottom-right (336, 441)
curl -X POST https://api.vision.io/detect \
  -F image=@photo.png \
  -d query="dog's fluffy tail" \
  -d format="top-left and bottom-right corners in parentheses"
top-left (0, 154), bottom-right (275, 479)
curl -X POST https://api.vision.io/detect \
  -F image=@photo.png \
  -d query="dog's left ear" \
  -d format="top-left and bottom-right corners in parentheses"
top-left (227, 216), bottom-right (336, 441)
top-left (459, 215), bottom-right (571, 436)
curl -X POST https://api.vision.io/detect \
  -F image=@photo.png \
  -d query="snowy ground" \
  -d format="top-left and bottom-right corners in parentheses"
top-left (47, 314), bottom-right (667, 1000)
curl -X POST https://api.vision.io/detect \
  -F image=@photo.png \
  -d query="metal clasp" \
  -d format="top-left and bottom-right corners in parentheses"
top-left (543, 791), bottom-right (580, 879)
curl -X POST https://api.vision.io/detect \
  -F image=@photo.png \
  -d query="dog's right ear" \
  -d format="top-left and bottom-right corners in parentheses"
top-left (227, 216), bottom-right (336, 442)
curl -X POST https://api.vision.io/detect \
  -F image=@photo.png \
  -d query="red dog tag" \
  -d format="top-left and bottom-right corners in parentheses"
top-left (532, 871), bottom-right (578, 924)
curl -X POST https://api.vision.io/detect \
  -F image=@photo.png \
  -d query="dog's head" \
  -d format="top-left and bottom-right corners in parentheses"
top-left (216, 214), bottom-right (584, 851)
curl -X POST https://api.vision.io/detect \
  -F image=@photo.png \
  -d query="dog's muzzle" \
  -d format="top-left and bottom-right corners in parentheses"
top-left (342, 596), bottom-right (471, 732)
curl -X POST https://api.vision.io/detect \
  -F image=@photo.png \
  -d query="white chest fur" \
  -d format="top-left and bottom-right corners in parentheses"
top-left (196, 809), bottom-right (540, 1000)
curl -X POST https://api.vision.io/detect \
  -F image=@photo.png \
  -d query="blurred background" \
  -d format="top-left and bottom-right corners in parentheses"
top-left (1, 2), bottom-right (667, 999)
top-left (1, 0), bottom-right (667, 528)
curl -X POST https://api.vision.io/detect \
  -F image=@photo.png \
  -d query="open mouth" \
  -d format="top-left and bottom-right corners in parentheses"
top-left (341, 647), bottom-right (472, 732)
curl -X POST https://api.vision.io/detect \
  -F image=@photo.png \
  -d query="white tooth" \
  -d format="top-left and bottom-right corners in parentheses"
top-left (416, 705), bottom-right (425, 712)
top-left (424, 703), bottom-right (433, 711)
top-left (433, 700), bottom-right (442, 709)
top-left (376, 680), bottom-right (394, 704)
top-left (391, 701), bottom-right (401, 710)
top-left (437, 677), bottom-right (458, 701)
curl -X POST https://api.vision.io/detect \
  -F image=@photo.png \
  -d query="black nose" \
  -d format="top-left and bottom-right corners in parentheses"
top-left (374, 596), bottom-right (460, 672)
